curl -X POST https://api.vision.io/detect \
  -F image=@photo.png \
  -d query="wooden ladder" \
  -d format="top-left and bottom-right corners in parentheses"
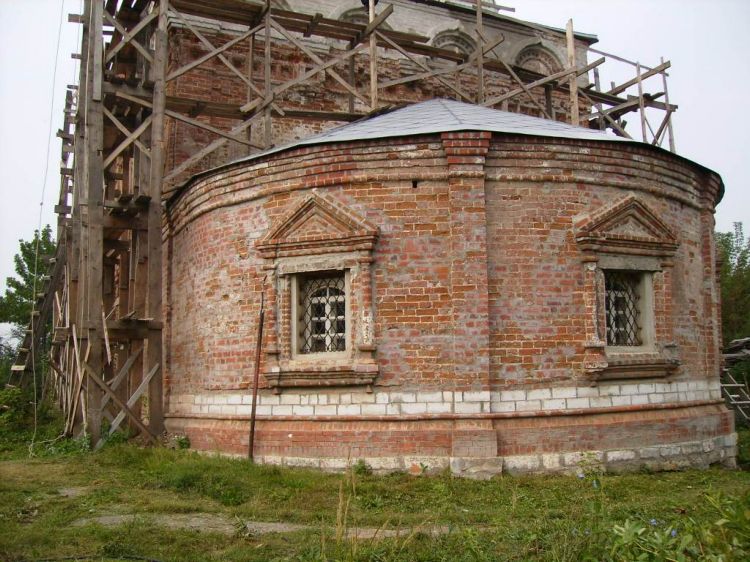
top-left (721, 369), bottom-right (750, 422)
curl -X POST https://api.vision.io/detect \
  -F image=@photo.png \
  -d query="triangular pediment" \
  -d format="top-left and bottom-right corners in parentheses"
top-left (575, 195), bottom-right (678, 256)
top-left (256, 191), bottom-right (378, 257)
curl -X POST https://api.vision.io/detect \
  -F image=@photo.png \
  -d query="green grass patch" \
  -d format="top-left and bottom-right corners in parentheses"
top-left (0, 429), bottom-right (748, 561)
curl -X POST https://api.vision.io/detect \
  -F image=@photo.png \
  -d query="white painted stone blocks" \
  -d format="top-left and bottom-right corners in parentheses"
top-left (175, 378), bottom-right (719, 420)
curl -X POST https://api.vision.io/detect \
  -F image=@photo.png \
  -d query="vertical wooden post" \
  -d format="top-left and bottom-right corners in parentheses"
top-left (475, 0), bottom-right (484, 104)
top-left (544, 84), bottom-right (553, 120)
top-left (146, 0), bottom-right (169, 435)
top-left (264, 2), bottom-right (272, 147)
top-left (348, 56), bottom-right (356, 113)
top-left (129, 229), bottom-right (146, 427)
top-left (246, 32), bottom-right (255, 153)
top-left (565, 19), bottom-right (579, 126)
top-left (636, 62), bottom-right (647, 142)
top-left (85, 0), bottom-right (105, 444)
top-left (368, 0), bottom-right (378, 110)
top-left (592, 66), bottom-right (603, 129)
top-left (660, 56), bottom-right (676, 152)
top-left (70, 24), bottom-right (87, 437)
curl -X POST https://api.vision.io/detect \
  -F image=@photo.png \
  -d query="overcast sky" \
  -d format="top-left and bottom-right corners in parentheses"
top-left (1, 0), bottom-right (748, 338)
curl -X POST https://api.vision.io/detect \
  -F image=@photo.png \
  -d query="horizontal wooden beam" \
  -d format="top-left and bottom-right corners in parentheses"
top-left (102, 215), bottom-right (148, 230)
top-left (483, 57), bottom-right (604, 108)
top-left (607, 61), bottom-right (671, 96)
top-left (354, 4), bottom-right (393, 44)
top-left (166, 21), bottom-right (263, 82)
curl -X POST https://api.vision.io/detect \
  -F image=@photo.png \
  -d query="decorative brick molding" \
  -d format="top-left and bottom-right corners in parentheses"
top-left (575, 195), bottom-right (681, 381)
top-left (256, 190), bottom-right (378, 258)
top-left (575, 194), bottom-right (678, 257)
top-left (256, 190), bottom-right (379, 390)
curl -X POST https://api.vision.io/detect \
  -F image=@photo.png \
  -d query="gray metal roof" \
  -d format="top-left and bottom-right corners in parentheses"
top-left (173, 99), bottom-right (723, 206)
top-left (227, 98), bottom-right (627, 168)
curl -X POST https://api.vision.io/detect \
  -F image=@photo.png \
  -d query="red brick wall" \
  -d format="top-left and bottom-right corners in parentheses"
top-left (483, 136), bottom-right (720, 388)
top-left (168, 404), bottom-right (732, 469)
top-left (164, 132), bottom-right (729, 470)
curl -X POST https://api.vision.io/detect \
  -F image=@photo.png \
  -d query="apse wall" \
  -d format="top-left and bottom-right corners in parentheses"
top-left (163, 128), bottom-right (734, 476)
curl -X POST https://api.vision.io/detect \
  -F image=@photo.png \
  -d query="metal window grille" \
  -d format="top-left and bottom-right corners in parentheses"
top-left (299, 274), bottom-right (346, 354)
top-left (604, 271), bottom-right (642, 346)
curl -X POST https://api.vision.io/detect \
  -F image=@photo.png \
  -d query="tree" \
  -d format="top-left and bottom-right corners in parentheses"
top-left (717, 222), bottom-right (750, 344)
top-left (0, 336), bottom-right (12, 382)
top-left (0, 225), bottom-right (56, 330)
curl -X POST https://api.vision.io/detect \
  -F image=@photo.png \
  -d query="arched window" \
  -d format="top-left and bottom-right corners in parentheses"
top-left (432, 30), bottom-right (476, 58)
top-left (514, 45), bottom-right (563, 75)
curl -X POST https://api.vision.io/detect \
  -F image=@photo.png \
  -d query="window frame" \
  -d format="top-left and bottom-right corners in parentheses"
top-left (603, 268), bottom-right (655, 351)
top-left (574, 195), bottom-right (681, 382)
top-left (255, 191), bottom-right (379, 390)
top-left (291, 270), bottom-right (352, 360)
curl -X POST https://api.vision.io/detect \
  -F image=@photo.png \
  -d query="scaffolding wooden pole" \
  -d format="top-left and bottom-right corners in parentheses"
top-left (636, 62), bottom-right (648, 142)
top-left (565, 19), bottom-right (579, 126)
top-left (264, 3), bottom-right (272, 148)
top-left (83, 0), bottom-right (105, 445)
top-left (661, 56), bottom-right (676, 152)
top-left (475, 0), bottom-right (484, 103)
top-left (145, 0), bottom-right (168, 435)
top-left (369, 0), bottom-right (378, 110)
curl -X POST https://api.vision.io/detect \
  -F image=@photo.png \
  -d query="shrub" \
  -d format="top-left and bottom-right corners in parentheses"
top-left (0, 385), bottom-right (32, 432)
top-left (603, 492), bottom-right (750, 561)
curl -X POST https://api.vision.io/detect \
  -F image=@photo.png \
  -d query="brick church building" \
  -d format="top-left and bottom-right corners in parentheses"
top-left (159, 1), bottom-right (734, 476)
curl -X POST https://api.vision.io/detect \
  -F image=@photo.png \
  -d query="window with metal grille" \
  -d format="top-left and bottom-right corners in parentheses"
top-left (604, 271), bottom-right (642, 346)
top-left (299, 274), bottom-right (346, 354)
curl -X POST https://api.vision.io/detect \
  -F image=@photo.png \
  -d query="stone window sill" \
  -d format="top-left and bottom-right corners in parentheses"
top-left (595, 350), bottom-right (679, 381)
top-left (265, 359), bottom-right (378, 390)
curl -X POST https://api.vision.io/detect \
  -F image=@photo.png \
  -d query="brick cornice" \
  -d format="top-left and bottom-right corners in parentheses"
top-left (441, 131), bottom-right (491, 166)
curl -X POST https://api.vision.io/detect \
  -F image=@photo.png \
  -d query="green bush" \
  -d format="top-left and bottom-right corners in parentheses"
top-left (0, 385), bottom-right (32, 432)
top-left (602, 492), bottom-right (750, 562)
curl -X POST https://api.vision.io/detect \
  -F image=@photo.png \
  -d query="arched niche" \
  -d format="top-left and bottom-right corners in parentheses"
top-left (432, 29), bottom-right (477, 58)
top-left (514, 44), bottom-right (563, 75)
top-left (338, 7), bottom-right (392, 30)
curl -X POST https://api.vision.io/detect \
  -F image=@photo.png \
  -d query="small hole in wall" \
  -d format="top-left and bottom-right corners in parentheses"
top-left (412, 179), bottom-right (419, 188)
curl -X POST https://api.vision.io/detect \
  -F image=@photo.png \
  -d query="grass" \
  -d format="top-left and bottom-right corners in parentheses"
top-left (0, 423), bottom-right (748, 561)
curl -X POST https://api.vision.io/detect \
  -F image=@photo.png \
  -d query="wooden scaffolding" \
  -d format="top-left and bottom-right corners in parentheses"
top-left (12, 0), bottom-right (677, 445)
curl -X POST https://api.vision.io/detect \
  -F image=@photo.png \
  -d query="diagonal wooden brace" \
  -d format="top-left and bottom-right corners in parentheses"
top-left (483, 57), bottom-right (605, 108)
top-left (376, 31), bottom-right (473, 101)
top-left (163, 109), bottom-right (268, 185)
top-left (170, 7), bottom-right (284, 116)
top-left (83, 362), bottom-right (158, 445)
top-left (99, 346), bottom-right (144, 411)
top-left (269, 18), bottom-right (369, 106)
top-left (103, 107), bottom-right (151, 158)
top-left (94, 361), bottom-right (160, 450)
top-left (167, 22), bottom-right (264, 83)
top-left (103, 116), bottom-right (153, 169)
top-left (103, 10), bottom-right (153, 64)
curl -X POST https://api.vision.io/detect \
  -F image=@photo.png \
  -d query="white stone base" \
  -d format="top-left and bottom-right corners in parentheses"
top-left (253, 433), bottom-right (737, 479)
